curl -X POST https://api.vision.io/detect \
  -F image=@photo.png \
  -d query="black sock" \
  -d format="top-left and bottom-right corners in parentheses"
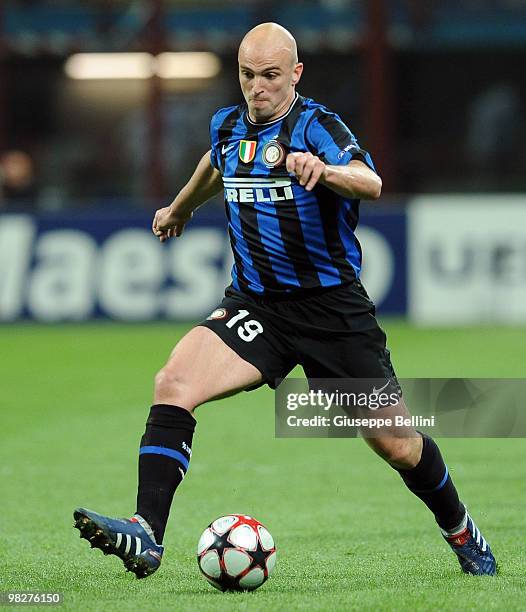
top-left (396, 433), bottom-right (465, 531)
top-left (136, 404), bottom-right (196, 544)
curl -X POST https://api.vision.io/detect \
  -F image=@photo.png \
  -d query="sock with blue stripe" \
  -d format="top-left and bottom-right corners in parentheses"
top-left (396, 433), bottom-right (465, 531)
top-left (136, 404), bottom-right (196, 544)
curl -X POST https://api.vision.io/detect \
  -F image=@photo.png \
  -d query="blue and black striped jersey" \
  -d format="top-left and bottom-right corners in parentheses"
top-left (210, 93), bottom-right (376, 297)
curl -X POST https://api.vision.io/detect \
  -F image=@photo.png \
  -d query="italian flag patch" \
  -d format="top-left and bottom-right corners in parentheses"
top-left (239, 140), bottom-right (257, 163)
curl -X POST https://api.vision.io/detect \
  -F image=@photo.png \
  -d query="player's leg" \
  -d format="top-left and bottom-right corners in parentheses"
top-left (75, 294), bottom-right (295, 578)
top-left (360, 396), bottom-right (466, 535)
top-left (364, 422), bottom-right (496, 575)
top-left (75, 326), bottom-right (262, 576)
top-left (350, 312), bottom-right (496, 575)
top-left (363, 401), bottom-right (467, 534)
top-left (296, 281), bottom-right (496, 575)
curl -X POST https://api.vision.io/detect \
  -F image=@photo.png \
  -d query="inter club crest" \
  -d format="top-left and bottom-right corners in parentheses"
top-left (262, 140), bottom-right (286, 167)
top-left (239, 140), bottom-right (257, 164)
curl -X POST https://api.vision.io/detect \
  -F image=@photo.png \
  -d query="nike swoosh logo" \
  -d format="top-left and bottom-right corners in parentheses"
top-left (372, 381), bottom-right (390, 395)
top-left (222, 144), bottom-right (233, 155)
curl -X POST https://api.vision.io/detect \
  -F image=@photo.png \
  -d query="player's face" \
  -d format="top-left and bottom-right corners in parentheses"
top-left (238, 47), bottom-right (303, 123)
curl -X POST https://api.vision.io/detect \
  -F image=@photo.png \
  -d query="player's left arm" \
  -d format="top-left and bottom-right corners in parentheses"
top-left (286, 152), bottom-right (382, 200)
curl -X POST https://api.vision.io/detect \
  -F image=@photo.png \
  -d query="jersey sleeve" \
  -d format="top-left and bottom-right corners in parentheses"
top-left (209, 114), bottom-right (220, 170)
top-left (305, 109), bottom-right (376, 172)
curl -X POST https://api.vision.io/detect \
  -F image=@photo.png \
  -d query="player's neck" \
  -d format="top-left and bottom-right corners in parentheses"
top-left (248, 91), bottom-right (298, 125)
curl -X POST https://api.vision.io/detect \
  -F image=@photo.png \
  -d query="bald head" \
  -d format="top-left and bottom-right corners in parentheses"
top-left (239, 22), bottom-right (298, 67)
top-left (238, 23), bottom-right (303, 123)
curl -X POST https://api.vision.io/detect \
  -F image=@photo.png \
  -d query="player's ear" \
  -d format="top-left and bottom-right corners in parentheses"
top-left (292, 62), bottom-right (303, 86)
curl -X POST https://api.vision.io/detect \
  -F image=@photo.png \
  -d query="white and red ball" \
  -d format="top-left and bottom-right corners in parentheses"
top-left (197, 514), bottom-right (276, 592)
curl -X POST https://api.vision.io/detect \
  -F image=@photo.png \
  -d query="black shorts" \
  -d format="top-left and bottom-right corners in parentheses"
top-left (198, 281), bottom-right (398, 390)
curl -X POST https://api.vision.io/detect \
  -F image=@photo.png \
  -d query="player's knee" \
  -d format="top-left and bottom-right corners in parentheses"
top-left (154, 365), bottom-right (195, 411)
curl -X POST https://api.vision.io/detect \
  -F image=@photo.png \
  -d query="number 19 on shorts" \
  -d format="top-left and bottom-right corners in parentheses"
top-left (226, 309), bottom-right (263, 342)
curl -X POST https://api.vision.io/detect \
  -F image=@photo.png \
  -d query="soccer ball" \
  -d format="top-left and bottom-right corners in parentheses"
top-left (197, 514), bottom-right (276, 592)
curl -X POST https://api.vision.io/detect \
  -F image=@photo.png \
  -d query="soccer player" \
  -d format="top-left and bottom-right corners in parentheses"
top-left (74, 23), bottom-right (496, 578)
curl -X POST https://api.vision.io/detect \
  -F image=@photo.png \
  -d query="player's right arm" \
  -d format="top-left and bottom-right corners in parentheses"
top-left (152, 150), bottom-right (223, 242)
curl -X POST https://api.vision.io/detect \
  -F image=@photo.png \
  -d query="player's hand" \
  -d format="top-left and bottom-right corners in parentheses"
top-left (286, 152), bottom-right (326, 191)
top-left (152, 206), bottom-right (193, 242)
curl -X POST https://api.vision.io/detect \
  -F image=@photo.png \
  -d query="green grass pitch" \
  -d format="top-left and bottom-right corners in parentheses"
top-left (2, 321), bottom-right (526, 611)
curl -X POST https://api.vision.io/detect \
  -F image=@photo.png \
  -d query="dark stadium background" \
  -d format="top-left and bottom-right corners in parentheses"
top-left (1, 2), bottom-right (525, 610)
top-left (3, 1), bottom-right (526, 205)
